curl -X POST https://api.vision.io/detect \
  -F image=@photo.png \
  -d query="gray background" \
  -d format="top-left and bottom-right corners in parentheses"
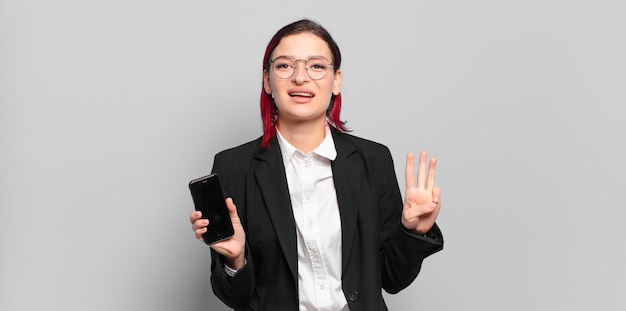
top-left (1, 0), bottom-right (625, 310)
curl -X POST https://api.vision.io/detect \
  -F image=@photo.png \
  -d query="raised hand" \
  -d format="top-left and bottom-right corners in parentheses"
top-left (402, 151), bottom-right (441, 234)
top-left (190, 198), bottom-right (247, 269)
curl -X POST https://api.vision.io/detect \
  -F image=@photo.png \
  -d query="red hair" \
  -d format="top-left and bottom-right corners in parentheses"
top-left (260, 19), bottom-right (347, 148)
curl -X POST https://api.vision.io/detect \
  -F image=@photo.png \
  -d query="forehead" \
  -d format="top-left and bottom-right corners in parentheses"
top-left (272, 32), bottom-right (332, 60)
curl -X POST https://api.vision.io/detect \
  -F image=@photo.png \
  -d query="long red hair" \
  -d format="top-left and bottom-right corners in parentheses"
top-left (260, 19), bottom-right (347, 148)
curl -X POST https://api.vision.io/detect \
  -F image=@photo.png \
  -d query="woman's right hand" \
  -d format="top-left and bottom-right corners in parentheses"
top-left (190, 197), bottom-right (247, 269)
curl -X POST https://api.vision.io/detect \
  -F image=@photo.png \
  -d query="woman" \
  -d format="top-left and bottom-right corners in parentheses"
top-left (190, 19), bottom-right (443, 311)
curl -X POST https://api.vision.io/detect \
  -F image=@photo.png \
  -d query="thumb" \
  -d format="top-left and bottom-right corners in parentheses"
top-left (225, 197), bottom-right (238, 218)
top-left (432, 186), bottom-right (441, 204)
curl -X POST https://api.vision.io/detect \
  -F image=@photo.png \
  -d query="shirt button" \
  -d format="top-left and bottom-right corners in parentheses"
top-left (320, 284), bottom-right (325, 290)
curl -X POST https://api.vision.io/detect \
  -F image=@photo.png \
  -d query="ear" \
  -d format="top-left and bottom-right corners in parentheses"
top-left (263, 70), bottom-right (272, 95)
top-left (332, 69), bottom-right (342, 96)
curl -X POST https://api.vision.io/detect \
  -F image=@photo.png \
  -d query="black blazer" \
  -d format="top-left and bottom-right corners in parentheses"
top-left (209, 130), bottom-right (443, 311)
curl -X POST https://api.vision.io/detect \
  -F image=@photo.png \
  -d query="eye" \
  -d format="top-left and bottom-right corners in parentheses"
top-left (308, 58), bottom-right (329, 71)
top-left (274, 62), bottom-right (291, 70)
top-left (272, 57), bottom-right (294, 71)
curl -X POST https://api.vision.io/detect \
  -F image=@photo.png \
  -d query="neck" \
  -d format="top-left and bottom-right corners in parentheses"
top-left (277, 118), bottom-right (327, 153)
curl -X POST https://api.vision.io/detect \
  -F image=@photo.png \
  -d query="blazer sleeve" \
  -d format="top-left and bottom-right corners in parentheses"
top-left (376, 147), bottom-right (444, 294)
top-left (208, 152), bottom-right (256, 308)
top-left (209, 247), bottom-right (256, 308)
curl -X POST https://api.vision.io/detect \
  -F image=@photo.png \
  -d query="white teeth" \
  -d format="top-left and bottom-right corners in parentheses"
top-left (289, 92), bottom-right (313, 97)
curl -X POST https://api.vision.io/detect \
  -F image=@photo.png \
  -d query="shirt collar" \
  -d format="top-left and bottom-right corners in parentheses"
top-left (276, 126), bottom-right (337, 163)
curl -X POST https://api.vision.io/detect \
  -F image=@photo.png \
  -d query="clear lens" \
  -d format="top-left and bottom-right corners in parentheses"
top-left (306, 57), bottom-right (330, 79)
top-left (271, 57), bottom-right (294, 79)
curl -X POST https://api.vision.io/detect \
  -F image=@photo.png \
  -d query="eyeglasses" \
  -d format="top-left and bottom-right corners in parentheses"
top-left (269, 56), bottom-right (334, 80)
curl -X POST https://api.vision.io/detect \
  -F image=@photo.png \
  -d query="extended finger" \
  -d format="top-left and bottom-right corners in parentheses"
top-left (417, 150), bottom-right (427, 188)
top-left (405, 152), bottom-right (415, 189)
top-left (427, 157), bottom-right (437, 189)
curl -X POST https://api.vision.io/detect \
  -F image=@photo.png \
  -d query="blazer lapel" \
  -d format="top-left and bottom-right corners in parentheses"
top-left (330, 131), bottom-right (361, 274)
top-left (253, 139), bottom-right (298, 282)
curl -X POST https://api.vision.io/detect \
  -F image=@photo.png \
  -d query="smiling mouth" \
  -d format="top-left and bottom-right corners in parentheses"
top-left (289, 92), bottom-right (314, 98)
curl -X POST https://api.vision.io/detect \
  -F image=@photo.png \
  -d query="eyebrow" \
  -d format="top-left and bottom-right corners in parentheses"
top-left (272, 55), bottom-right (330, 60)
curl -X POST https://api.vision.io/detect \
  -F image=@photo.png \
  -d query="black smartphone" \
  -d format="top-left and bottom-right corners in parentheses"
top-left (189, 173), bottom-right (234, 245)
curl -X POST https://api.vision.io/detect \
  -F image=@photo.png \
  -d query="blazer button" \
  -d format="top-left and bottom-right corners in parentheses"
top-left (349, 290), bottom-right (359, 302)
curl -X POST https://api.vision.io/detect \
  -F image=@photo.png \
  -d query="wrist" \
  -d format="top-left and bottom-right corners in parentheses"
top-left (402, 224), bottom-right (428, 237)
top-left (225, 253), bottom-right (246, 270)
top-left (223, 257), bottom-right (247, 277)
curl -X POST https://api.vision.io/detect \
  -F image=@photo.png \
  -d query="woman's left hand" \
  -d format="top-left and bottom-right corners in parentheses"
top-left (402, 151), bottom-right (441, 234)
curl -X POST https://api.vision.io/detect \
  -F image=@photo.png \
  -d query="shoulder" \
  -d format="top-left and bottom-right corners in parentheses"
top-left (213, 136), bottom-right (263, 168)
top-left (216, 137), bottom-right (262, 157)
top-left (332, 131), bottom-right (393, 159)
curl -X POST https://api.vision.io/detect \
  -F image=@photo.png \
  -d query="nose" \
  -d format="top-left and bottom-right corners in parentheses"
top-left (292, 60), bottom-right (310, 84)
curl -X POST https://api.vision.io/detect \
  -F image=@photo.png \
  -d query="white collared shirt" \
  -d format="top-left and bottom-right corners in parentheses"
top-left (277, 127), bottom-right (349, 311)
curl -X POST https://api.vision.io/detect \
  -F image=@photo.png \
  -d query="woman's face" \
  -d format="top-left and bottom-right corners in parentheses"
top-left (263, 32), bottom-right (342, 127)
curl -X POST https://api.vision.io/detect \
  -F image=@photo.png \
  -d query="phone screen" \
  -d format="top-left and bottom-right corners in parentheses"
top-left (189, 174), bottom-right (234, 245)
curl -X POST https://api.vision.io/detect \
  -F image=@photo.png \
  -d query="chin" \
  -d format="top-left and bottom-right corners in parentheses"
top-left (281, 111), bottom-right (327, 123)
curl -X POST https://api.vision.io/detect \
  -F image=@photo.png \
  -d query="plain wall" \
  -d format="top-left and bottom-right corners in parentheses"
top-left (1, 1), bottom-right (625, 310)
